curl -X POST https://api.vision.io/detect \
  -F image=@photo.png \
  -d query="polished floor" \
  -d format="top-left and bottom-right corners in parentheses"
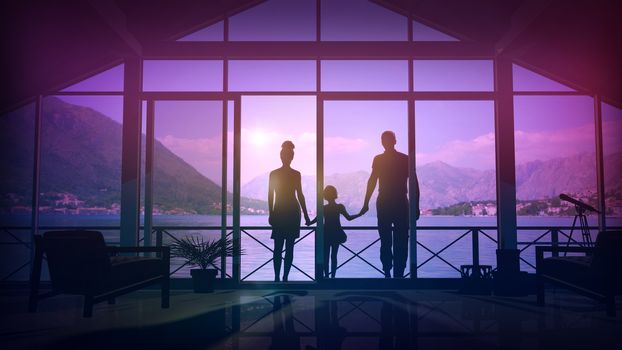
top-left (1, 288), bottom-right (620, 350)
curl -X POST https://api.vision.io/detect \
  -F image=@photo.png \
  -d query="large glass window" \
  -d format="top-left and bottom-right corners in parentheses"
top-left (0, 103), bottom-right (35, 281)
top-left (240, 96), bottom-right (316, 281)
top-left (150, 100), bottom-right (226, 277)
top-left (39, 96), bottom-right (124, 242)
top-left (415, 101), bottom-right (497, 276)
top-left (143, 60), bottom-right (223, 91)
top-left (514, 95), bottom-right (596, 271)
top-left (324, 100), bottom-right (408, 278)
top-left (413, 60), bottom-right (493, 91)
top-left (229, 0), bottom-right (316, 41)
top-left (602, 102), bottom-right (622, 227)
top-left (321, 0), bottom-right (407, 41)
top-left (229, 60), bottom-right (316, 92)
top-left (321, 60), bottom-right (408, 91)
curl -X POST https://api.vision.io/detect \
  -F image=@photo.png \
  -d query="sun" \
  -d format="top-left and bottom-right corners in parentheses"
top-left (249, 129), bottom-right (270, 147)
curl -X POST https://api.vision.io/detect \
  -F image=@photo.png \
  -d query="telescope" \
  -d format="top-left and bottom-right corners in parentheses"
top-left (559, 193), bottom-right (599, 213)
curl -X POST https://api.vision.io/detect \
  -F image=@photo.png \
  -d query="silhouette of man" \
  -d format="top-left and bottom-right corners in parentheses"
top-left (360, 131), bottom-right (420, 278)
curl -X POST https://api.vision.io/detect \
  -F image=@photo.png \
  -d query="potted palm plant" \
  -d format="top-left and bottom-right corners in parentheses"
top-left (170, 236), bottom-right (239, 293)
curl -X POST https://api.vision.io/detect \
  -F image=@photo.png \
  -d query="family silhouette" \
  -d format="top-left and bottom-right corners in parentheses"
top-left (267, 131), bottom-right (420, 281)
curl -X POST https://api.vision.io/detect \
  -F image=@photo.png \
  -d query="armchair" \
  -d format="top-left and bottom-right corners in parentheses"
top-left (536, 230), bottom-right (622, 316)
top-left (28, 230), bottom-right (170, 317)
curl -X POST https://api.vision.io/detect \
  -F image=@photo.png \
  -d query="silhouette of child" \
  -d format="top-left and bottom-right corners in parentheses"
top-left (309, 185), bottom-right (361, 278)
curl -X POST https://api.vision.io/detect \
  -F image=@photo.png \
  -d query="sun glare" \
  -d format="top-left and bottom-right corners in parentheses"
top-left (249, 129), bottom-right (269, 147)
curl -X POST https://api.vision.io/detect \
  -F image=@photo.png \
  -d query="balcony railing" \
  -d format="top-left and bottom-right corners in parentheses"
top-left (2, 224), bottom-right (613, 282)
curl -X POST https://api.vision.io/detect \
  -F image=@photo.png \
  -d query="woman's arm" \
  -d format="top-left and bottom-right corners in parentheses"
top-left (295, 173), bottom-right (311, 225)
top-left (268, 172), bottom-right (275, 225)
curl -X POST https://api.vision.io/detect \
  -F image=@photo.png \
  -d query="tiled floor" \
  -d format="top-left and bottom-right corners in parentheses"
top-left (1, 289), bottom-right (620, 349)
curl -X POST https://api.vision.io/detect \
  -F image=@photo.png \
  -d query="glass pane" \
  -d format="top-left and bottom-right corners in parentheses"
top-left (514, 96), bottom-right (596, 270)
top-left (414, 60), bottom-right (493, 91)
top-left (61, 64), bottom-right (124, 92)
top-left (322, 0), bottom-right (407, 41)
top-left (229, 60), bottom-right (316, 91)
top-left (39, 96), bottom-right (123, 241)
top-left (240, 96), bottom-right (316, 281)
top-left (324, 100), bottom-right (409, 278)
top-left (143, 60), bottom-right (223, 91)
top-left (152, 101), bottom-right (223, 214)
top-left (602, 102), bottom-right (622, 227)
top-left (412, 20), bottom-right (459, 41)
top-left (229, 0), bottom-right (316, 41)
top-left (0, 103), bottom-right (35, 223)
top-left (415, 101), bottom-right (496, 276)
top-left (513, 64), bottom-right (575, 92)
top-left (177, 21), bottom-right (224, 41)
top-left (151, 101), bottom-right (224, 277)
top-left (0, 103), bottom-right (35, 281)
top-left (321, 60), bottom-right (408, 91)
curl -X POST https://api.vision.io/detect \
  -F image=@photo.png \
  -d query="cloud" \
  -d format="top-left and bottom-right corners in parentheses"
top-left (416, 120), bottom-right (622, 170)
top-left (324, 136), bottom-right (368, 154)
top-left (160, 135), bottom-right (222, 160)
top-left (417, 133), bottom-right (496, 169)
top-left (158, 135), bottom-right (223, 183)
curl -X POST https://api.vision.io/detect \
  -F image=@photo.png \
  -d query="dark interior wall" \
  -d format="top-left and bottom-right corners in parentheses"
top-left (1, 0), bottom-right (620, 112)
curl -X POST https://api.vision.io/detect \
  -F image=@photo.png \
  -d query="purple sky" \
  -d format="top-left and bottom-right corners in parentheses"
top-left (51, 0), bottom-right (622, 187)
top-left (55, 59), bottom-right (622, 188)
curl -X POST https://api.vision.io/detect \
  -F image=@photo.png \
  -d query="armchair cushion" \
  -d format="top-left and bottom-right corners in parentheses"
top-left (107, 256), bottom-right (164, 290)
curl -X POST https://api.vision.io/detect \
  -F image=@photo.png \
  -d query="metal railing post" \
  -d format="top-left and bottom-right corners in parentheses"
top-left (472, 229), bottom-right (480, 268)
top-left (551, 229), bottom-right (559, 258)
top-left (155, 228), bottom-right (163, 258)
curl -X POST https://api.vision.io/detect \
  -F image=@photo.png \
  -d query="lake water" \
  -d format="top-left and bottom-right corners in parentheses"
top-left (3, 214), bottom-right (620, 281)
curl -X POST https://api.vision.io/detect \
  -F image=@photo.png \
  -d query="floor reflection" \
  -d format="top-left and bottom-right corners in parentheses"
top-left (7, 289), bottom-right (620, 350)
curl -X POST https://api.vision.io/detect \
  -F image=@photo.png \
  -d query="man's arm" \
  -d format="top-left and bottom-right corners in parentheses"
top-left (361, 168), bottom-right (378, 215)
top-left (412, 171), bottom-right (420, 221)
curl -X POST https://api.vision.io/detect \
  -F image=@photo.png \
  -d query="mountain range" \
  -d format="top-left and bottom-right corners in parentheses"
top-left (2, 97), bottom-right (619, 214)
top-left (0, 97), bottom-right (264, 214)
top-left (242, 152), bottom-right (622, 211)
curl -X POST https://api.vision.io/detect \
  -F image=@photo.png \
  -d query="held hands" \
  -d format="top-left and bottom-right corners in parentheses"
top-left (359, 203), bottom-right (369, 216)
top-left (304, 214), bottom-right (312, 226)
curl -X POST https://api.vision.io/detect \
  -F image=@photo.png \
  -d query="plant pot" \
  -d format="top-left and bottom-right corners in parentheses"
top-left (190, 269), bottom-right (218, 293)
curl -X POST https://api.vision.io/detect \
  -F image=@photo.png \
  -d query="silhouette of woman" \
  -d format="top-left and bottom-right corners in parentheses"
top-left (268, 141), bottom-right (311, 282)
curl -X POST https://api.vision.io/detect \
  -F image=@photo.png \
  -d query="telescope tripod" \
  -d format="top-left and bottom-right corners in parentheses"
top-left (565, 205), bottom-right (593, 252)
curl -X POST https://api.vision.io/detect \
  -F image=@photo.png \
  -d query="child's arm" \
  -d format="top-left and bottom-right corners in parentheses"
top-left (307, 216), bottom-right (317, 225)
top-left (340, 205), bottom-right (361, 221)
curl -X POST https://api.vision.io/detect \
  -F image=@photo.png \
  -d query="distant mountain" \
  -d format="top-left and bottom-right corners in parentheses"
top-left (241, 152), bottom-right (622, 210)
top-left (0, 97), bottom-right (266, 214)
top-left (2, 98), bottom-right (619, 214)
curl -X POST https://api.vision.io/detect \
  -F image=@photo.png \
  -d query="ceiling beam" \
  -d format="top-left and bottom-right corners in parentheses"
top-left (143, 41), bottom-right (494, 59)
top-left (88, 0), bottom-right (143, 55)
top-left (495, 0), bottom-right (552, 55)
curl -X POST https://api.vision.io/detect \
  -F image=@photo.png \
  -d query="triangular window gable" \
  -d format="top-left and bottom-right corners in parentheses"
top-left (229, 0), bottom-right (316, 41)
top-left (412, 19), bottom-right (459, 41)
top-left (177, 21), bottom-right (224, 41)
top-left (513, 64), bottom-right (575, 92)
top-left (61, 64), bottom-right (124, 92)
top-left (322, 0), bottom-right (407, 41)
